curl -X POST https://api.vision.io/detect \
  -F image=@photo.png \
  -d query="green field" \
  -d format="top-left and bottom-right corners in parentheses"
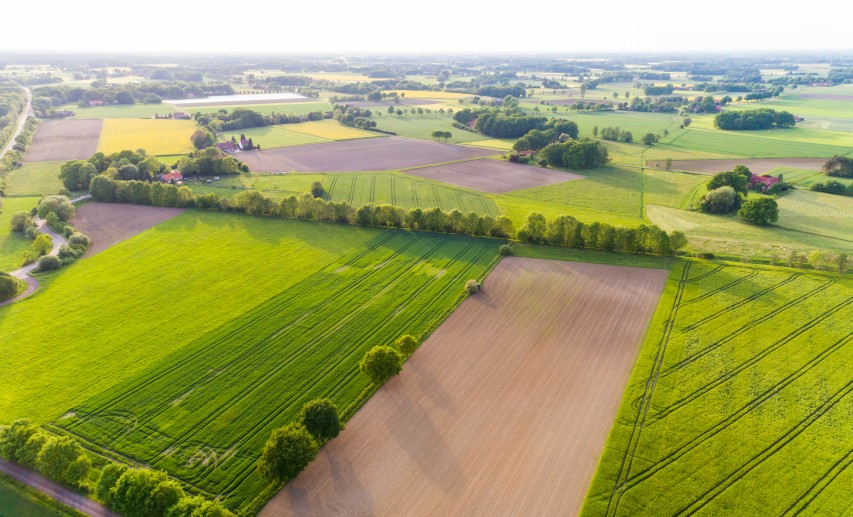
top-left (192, 102), bottom-right (332, 117)
top-left (61, 103), bottom-right (176, 119)
top-left (583, 260), bottom-right (853, 516)
top-left (768, 167), bottom-right (853, 188)
top-left (0, 197), bottom-right (39, 272)
top-left (4, 161), bottom-right (64, 196)
top-left (775, 189), bottom-right (853, 242)
top-left (0, 473), bottom-right (83, 517)
top-left (217, 125), bottom-right (330, 149)
top-left (52, 226), bottom-right (499, 510)
top-left (374, 115), bottom-right (490, 144)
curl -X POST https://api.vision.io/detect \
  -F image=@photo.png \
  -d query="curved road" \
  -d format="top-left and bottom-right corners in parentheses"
top-left (0, 83), bottom-right (33, 159)
top-left (0, 217), bottom-right (67, 307)
top-left (0, 458), bottom-right (117, 517)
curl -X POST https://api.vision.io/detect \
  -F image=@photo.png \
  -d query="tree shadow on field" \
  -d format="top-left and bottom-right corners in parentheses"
top-left (408, 360), bottom-right (457, 415)
top-left (384, 388), bottom-right (466, 495)
top-left (285, 449), bottom-right (375, 515)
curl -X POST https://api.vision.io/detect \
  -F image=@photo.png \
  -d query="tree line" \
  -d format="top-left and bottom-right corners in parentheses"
top-left (714, 109), bottom-right (796, 130)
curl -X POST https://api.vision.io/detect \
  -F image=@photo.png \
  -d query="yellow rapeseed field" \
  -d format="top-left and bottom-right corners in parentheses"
top-left (98, 119), bottom-right (198, 155)
top-left (284, 120), bottom-right (379, 140)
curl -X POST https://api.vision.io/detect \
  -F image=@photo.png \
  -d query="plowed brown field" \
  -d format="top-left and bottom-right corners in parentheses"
top-left (71, 203), bottom-right (184, 256)
top-left (24, 119), bottom-right (102, 163)
top-left (262, 257), bottom-right (668, 517)
top-left (669, 157), bottom-right (826, 174)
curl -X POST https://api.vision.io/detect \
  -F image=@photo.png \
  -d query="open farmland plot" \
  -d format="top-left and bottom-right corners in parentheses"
top-left (0, 197), bottom-right (40, 272)
top-left (774, 189), bottom-right (853, 242)
top-left (71, 203), bottom-right (186, 256)
top-left (669, 158), bottom-right (827, 175)
top-left (263, 258), bottom-right (667, 516)
top-left (373, 116), bottom-right (490, 144)
top-left (283, 119), bottom-right (378, 140)
top-left (54, 230), bottom-right (499, 510)
top-left (406, 159), bottom-right (582, 194)
top-left (97, 119), bottom-right (197, 155)
top-left (4, 161), bottom-right (63, 196)
top-left (23, 119), bottom-right (102, 163)
top-left (583, 261), bottom-right (853, 516)
top-left (656, 127), bottom-right (853, 159)
top-left (238, 137), bottom-right (496, 173)
top-left (323, 172), bottom-right (501, 214)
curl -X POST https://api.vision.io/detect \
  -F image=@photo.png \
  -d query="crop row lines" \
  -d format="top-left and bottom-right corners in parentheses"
top-left (783, 447), bottom-right (853, 516)
top-left (679, 271), bottom-right (759, 306)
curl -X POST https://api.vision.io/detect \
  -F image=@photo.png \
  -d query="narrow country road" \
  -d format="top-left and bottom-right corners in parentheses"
top-left (0, 194), bottom-right (91, 307)
top-left (0, 83), bottom-right (33, 159)
top-left (0, 458), bottom-right (118, 517)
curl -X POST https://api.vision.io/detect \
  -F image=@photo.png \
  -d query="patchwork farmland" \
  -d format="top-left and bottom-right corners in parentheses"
top-left (97, 119), bottom-right (197, 155)
top-left (71, 203), bottom-right (186, 256)
top-left (583, 261), bottom-right (853, 515)
top-left (45, 226), bottom-right (500, 508)
top-left (405, 159), bottom-right (582, 193)
top-left (263, 258), bottom-right (668, 516)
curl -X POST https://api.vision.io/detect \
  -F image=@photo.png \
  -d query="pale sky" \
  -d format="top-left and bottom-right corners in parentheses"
top-left (1, 0), bottom-right (851, 55)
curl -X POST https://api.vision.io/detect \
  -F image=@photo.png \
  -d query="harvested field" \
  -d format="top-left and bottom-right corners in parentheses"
top-left (263, 258), bottom-right (668, 517)
top-left (24, 119), bottom-right (102, 163)
top-left (238, 137), bottom-right (496, 173)
top-left (669, 157), bottom-right (827, 175)
top-left (534, 98), bottom-right (612, 106)
top-left (406, 159), bottom-right (583, 193)
top-left (798, 94), bottom-right (853, 101)
top-left (71, 203), bottom-right (185, 256)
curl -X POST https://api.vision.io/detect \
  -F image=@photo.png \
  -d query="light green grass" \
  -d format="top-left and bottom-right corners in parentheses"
top-left (497, 165), bottom-right (644, 226)
top-left (644, 169), bottom-right (709, 209)
top-left (775, 189), bottom-right (853, 242)
top-left (217, 125), bottom-right (331, 149)
top-left (0, 211), bottom-right (381, 423)
top-left (583, 260), bottom-right (853, 516)
top-left (54, 226), bottom-right (500, 511)
top-left (374, 115), bottom-right (489, 144)
top-left (0, 197), bottom-right (39, 272)
top-left (510, 242), bottom-right (671, 269)
top-left (61, 103), bottom-right (176, 119)
top-left (5, 161), bottom-right (64, 196)
top-left (461, 138), bottom-right (515, 151)
top-left (656, 126), bottom-right (853, 159)
top-left (191, 102), bottom-right (332, 117)
top-left (768, 167), bottom-right (853, 188)
top-left (646, 204), bottom-right (853, 259)
top-left (0, 472), bottom-right (84, 517)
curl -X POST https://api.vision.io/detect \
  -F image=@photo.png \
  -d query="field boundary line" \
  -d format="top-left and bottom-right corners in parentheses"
top-left (783, 448), bottom-right (853, 516)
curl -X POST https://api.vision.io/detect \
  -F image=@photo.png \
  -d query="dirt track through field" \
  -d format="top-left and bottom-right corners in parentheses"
top-left (23, 119), bottom-right (102, 163)
top-left (262, 257), bottom-right (667, 517)
top-left (238, 137), bottom-right (497, 173)
top-left (669, 158), bottom-right (826, 175)
top-left (71, 203), bottom-right (184, 256)
top-left (406, 159), bottom-right (583, 193)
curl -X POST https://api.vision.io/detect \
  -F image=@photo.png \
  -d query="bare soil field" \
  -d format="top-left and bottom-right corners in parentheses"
top-left (24, 119), bottom-right (102, 163)
top-left (238, 137), bottom-right (497, 173)
top-left (262, 257), bottom-right (668, 517)
top-left (71, 203), bottom-right (184, 256)
top-left (406, 159), bottom-right (583, 193)
top-left (798, 94), bottom-right (853, 101)
top-left (669, 157), bottom-right (827, 174)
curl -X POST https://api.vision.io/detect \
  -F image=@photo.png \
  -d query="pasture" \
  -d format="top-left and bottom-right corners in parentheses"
top-left (97, 119), bottom-right (197, 155)
top-left (583, 260), bottom-right (853, 516)
top-left (383, 90), bottom-right (472, 100)
top-left (373, 115), bottom-right (490, 144)
top-left (4, 161), bottom-right (63, 196)
top-left (237, 137), bottom-right (496, 173)
top-left (656, 126), bottom-right (853, 159)
top-left (406, 159), bottom-right (582, 194)
top-left (217, 125), bottom-right (330, 150)
top-left (56, 228), bottom-right (500, 510)
top-left (24, 120), bottom-right (102, 163)
top-left (0, 197), bottom-right (39, 272)
top-left (263, 258), bottom-right (667, 516)
top-left (768, 167), bottom-right (853, 188)
top-left (668, 158), bottom-right (826, 175)
top-left (63, 103), bottom-right (175, 119)
top-left (775, 189), bottom-right (853, 242)
top-left (283, 119), bottom-right (378, 140)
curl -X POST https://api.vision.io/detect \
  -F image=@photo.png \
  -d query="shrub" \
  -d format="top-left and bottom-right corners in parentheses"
top-left (738, 198), bottom-right (779, 225)
top-left (45, 211), bottom-right (65, 233)
top-left (58, 188), bottom-right (71, 196)
top-left (147, 480), bottom-right (185, 516)
top-left (19, 432), bottom-right (48, 468)
top-left (396, 335), bottom-right (419, 356)
top-left (699, 186), bottom-right (741, 214)
top-left (465, 279), bottom-right (481, 294)
top-left (0, 272), bottom-right (17, 300)
top-left (359, 346), bottom-right (403, 385)
top-left (36, 435), bottom-right (89, 486)
top-left (0, 419), bottom-right (40, 462)
top-left (300, 399), bottom-right (341, 441)
top-left (168, 496), bottom-right (235, 517)
top-left (10, 211), bottom-right (31, 232)
top-left (517, 156), bottom-right (530, 164)
top-left (258, 423), bottom-right (317, 482)
top-left (310, 181), bottom-right (324, 198)
top-left (68, 233), bottom-right (91, 248)
top-left (37, 195), bottom-right (75, 221)
top-left (63, 225), bottom-right (76, 237)
top-left (110, 468), bottom-right (169, 517)
top-left (32, 234), bottom-right (53, 256)
top-left (538, 159), bottom-right (548, 167)
top-left (37, 255), bottom-right (61, 271)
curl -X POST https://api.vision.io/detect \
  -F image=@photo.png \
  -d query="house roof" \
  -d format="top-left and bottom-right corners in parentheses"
top-left (160, 171), bottom-right (183, 182)
top-left (216, 141), bottom-right (236, 151)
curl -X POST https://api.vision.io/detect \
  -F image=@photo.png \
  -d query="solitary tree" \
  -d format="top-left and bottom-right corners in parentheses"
top-left (190, 129), bottom-right (215, 150)
top-left (258, 423), bottom-right (317, 482)
top-left (396, 335), bottom-right (419, 356)
top-left (738, 198), bottom-right (779, 225)
top-left (300, 399), bottom-right (341, 441)
top-left (359, 346), bottom-right (402, 385)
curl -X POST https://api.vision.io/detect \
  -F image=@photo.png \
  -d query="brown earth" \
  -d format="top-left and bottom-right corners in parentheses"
top-left (71, 203), bottom-right (185, 256)
top-left (262, 257), bottom-right (668, 517)
top-left (406, 158), bottom-right (583, 194)
top-left (669, 157), bottom-right (827, 175)
top-left (239, 137), bottom-right (497, 173)
top-left (798, 94), bottom-right (853, 101)
top-left (23, 119), bottom-right (103, 163)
